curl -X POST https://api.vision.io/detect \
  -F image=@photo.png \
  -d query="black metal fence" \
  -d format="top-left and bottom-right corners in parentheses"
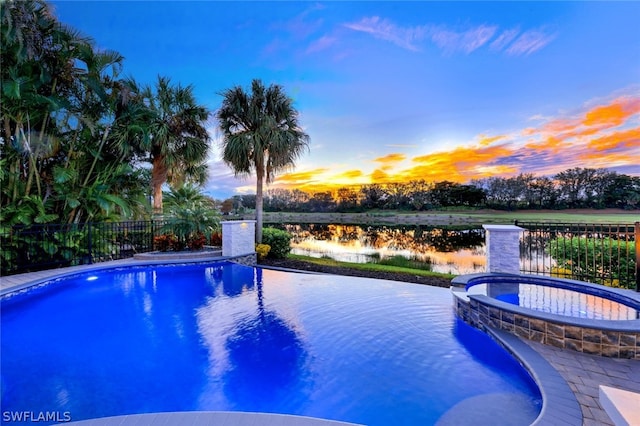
top-left (1, 221), bottom-right (169, 276)
top-left (516, 221), bottom-right (639, 291)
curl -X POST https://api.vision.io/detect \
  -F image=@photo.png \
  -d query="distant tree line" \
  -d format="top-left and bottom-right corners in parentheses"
top-left (227, 168), bottom-right (639, 213)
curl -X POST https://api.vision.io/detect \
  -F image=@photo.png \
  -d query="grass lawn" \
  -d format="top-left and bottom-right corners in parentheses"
top-left (253, 208), bottom-right (639, 225)
top-left (435, 210), bottom-right (640, 224)
top-left (287, 254), bottom-right (456, 279)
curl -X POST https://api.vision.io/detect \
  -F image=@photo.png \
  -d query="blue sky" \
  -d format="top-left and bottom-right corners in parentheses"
top-left (51, 1), bottom-right (640, 199)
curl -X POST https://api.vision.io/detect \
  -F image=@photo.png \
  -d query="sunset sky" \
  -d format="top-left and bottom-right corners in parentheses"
top-left (52, 1), bottom-right (640, 198)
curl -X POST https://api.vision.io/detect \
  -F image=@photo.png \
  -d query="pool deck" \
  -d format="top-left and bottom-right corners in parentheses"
top-left (1, 259), bottom-right (639, 426)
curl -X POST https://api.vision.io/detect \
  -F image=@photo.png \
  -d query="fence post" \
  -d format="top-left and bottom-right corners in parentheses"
top-left (635, 222), bottom-right (639, 292)
top-left (88, 222), bottom-right (93, 264)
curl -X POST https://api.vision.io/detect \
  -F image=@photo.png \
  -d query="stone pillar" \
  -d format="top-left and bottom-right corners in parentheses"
top-left (482, 224), bottom-right (524, 274)
top-left (222, 220), bottom-right (256, 257)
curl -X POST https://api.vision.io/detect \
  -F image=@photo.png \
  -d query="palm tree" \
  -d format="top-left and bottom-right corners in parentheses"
top-left (142, 76), bottom-right (211, 215)
top-left (217, 79), bottom-right (309, 243)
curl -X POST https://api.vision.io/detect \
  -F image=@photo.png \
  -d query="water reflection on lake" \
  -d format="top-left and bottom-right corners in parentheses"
top-left (275, 224), bottom-right (487, 275)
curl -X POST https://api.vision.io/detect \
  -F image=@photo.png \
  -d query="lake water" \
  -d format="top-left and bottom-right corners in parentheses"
top-left (274, 224), bottom-right (487, 275)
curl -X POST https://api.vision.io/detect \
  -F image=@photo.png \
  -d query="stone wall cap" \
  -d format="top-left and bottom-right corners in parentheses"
top-left (221, 220), bottom-right (257, 224)
top-left (482, 224), bottom-right (524, 231)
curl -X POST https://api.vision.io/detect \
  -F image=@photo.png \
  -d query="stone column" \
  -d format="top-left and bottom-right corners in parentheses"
top-left (222, 220), bottom-right (256, 257)
top-left (482, 224), bottom-right (524, 274)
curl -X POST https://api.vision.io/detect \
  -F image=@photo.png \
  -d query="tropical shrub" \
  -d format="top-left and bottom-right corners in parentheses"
top-left (548, 237), bottom-right (636, 289)
top-left (210, 232), bottom-right (222, 246)
top-left (187, 232), bottom-right (207, 250)
top-left (255, 244), bottom-right (271, 260)
top-left (162, 203), bottom-right (220, 250)
top-left (0, 223), bottom-right (93, 275)
top-left (261, 227), bottom-right (292, 259)
top-left (154, 233), bottom-right (178, 252)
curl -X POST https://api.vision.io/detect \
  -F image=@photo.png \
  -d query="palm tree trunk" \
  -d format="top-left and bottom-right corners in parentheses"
top-left (152, 155), bottom-right (168, 217)
top-left (255, 166), bottom-right (264, 244)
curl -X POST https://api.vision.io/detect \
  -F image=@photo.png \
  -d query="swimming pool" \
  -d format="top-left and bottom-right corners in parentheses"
top-left (1, 262), bottom-right (542, 425)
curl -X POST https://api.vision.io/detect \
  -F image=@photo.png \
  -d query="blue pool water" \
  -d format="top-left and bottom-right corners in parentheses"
top-left (467, 281), bottom-right (640, 320)
top-left (1, 262), bottom-right (542, 425)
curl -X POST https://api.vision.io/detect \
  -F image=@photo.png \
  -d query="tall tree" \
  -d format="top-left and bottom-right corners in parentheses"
top-left (142, 76), bottom-right (210, 215)
top-left (1, 0), bottom-right (151, 224)
top-left (217, 79), bottom-right (309, 243)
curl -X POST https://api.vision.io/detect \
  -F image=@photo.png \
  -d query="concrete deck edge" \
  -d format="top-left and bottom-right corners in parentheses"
top-left (67, 411), bottom-right (363, 425)
top-left (486, 327), bottom-right (583, 426)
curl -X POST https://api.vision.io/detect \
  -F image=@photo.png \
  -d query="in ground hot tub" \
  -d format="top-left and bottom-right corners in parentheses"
top-left (452, 273), bottom-right (640, 359)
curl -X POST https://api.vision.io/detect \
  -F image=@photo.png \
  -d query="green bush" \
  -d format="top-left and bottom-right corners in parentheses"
top-left (262, 227), bottom-right (292, 259)
top-left (548, 237), bottom-right (636, 289)
top-left (374, 254), bottom-right (433, 271)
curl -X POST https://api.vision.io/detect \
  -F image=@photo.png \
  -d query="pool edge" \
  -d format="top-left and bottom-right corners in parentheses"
top-left (486, 327), bottom-right (582, 425)
top-left (66, 411), bottom-right (364, 425)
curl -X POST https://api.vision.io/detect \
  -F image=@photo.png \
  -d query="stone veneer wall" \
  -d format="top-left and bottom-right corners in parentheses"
top-left (453, 295), bottom-right (640, 359)
top-left (482, 224), bottom-right (523, 274)
top-left (222, 220), bottom-right (256, 257)
top-left (227, 253), bottom-right (257, 266)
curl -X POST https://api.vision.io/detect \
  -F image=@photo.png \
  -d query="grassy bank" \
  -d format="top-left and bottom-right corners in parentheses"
top-left (242, 209), bottom-right (639, 226)
top-left (287, 254), bottom-right (456, 279)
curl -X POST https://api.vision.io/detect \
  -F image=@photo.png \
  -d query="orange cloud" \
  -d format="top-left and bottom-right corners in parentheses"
top-left (520, 96), bottom-right (640, 147)
top-left (471, 165), bottom-right (519, 175)
top-left (334, 169), bottom-right (363, 179)
top-left (404, 144), bottom-right (517, 183)
top-left (541, 118), bottom-right (580, 134)
top-left (587, 127), bottom-right (640, 152)
top-left (373, 153), bottom-right (406, 164)
top-left (477, 134), bottom-right (506, 146)
top-left (371, 169), bottom-right (390, 182)
top-left (525, 136), bottom-right (564, 153)
top-left (275, 168), bottom-right (328, 183)
top-left (583, 97), bottom-right (640, 127)
top-left (577, 151), bottom-right (640, 170)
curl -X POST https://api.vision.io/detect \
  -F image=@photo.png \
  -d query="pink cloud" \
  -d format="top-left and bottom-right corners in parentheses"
top-left (490, 28), bottom-right (520, 51)
top-left (344, 16), bottom-right (427, 51)
top-left (505, 28), bottom-right (556, 55)
top-left (306, 35), bottom-right (338, 54)
top-left (429, 24), bottom-right (497, 54)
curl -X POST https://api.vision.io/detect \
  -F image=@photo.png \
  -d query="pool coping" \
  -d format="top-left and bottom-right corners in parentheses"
top-left (0, 260), bottom-right (615, 425)
top-left (486, 327), bottom-right (582, 425)
top-left (66, 411), bottom-right (363, 425)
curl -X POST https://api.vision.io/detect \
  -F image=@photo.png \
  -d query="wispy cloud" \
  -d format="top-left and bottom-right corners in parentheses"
top-left (429, 24), bottom-right (497, 54)
top-left (306, 35), bottom-right (338, 54)
top-left (490, 28), bottom-right (520, 51)
top-left (477, 134), bottom-right (506, 146)
top-left (342, 16), bottom-right (555, 56)
top-left (343, 16), bottom-right (428, 51)
top-left (261, 3), bottom-right (326, 58)
top-left (505, 28), bottom-right (557, 56)
top-left (373, 153), bottom-right (406, 164)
